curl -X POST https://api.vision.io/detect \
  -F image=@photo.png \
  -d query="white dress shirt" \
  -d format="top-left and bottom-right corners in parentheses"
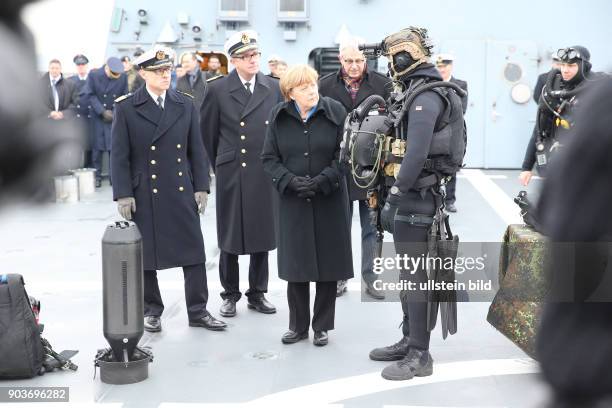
top-left (237, 73), bottom-right (256, 95)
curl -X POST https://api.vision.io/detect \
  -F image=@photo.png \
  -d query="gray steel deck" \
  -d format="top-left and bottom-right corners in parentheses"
top-left (0, 170), bottom-right (551, 407)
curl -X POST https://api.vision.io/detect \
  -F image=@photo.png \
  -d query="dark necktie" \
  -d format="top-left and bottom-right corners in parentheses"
top-left (245, 82), bottom-right (252, 95)
top-left (51, 79), bottom-right (59, 111)
top-left (157, 96), bottom-right (164, 111)
top-left (189, 73), bottom-right (197, 88)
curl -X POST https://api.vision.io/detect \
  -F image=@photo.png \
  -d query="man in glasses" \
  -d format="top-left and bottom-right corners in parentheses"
top-left (519, 45), bottom-right (593, 186)
top-left (111, 46), bottom-right (226, 334)
top-left (200, 30), bottom-right (283, 320)
top-left (83, 57), bottom-right (128, 187)
top-left (319, 37), bottom-right (391, 300)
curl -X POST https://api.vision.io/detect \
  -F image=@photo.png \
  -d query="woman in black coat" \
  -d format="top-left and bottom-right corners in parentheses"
top-left (262, 64), bottom-right (354, 346)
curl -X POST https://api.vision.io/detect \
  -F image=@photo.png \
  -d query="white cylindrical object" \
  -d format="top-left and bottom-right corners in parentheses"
top-left (71, 168), bottom-right (96, 197)
top-left (54, 175), bottom-right (79, 203)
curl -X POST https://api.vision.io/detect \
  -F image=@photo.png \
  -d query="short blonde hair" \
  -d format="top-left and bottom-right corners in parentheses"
top-left (279, 64), bottom-right (319, 101)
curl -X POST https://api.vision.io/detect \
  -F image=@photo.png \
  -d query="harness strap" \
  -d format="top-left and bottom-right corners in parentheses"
top-left (395, 214), bottom-right (434, 226)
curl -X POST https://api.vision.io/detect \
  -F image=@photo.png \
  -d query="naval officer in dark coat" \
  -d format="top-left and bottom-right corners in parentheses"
top-left (68, 54), bottom-right (93, 168)
top-left (200, 30), bottom-right (283, 318)
top-left (111, 46), bottom-right (226, 333)
top-left (84, 57), bottom-right (127, 187)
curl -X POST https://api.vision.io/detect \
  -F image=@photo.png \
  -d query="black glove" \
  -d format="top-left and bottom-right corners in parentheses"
top-left (288, 176), bottom-right (315, 198)
top-left (310, 175), bottom-right (326, 194)
top-left (381, 192), bottom-right (401, 233)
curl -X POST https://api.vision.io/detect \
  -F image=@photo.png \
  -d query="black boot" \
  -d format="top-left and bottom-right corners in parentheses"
top-left (369, 336), bottom-right (409, 361)
top-left (381, 348), bottom-right (433, 381)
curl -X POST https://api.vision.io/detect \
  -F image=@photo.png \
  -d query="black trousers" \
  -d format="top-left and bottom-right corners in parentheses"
top-left (445, 174), bottom-right (457, 204)
top-left (92, 149), bottom-right (109, 181)
top-left (287, 281), bottom-right (337, 333)
top-left (83, 150), bottom-right (93, 169)
top-left (219, 251), bottom-right (268, 302)
top-left (393, 190), bottom-right (437, 350)
top-left (144, 263), bottom-right (208, 320)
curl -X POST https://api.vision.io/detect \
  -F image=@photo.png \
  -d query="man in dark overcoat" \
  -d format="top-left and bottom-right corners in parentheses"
top-left (200, 30), bottom-right (283, 318)
top-left (176, 52), bottom-right (208, 111)
top-left (319, 39), bottom-right (391, 299)
top-left (68, 54), bottom-right (93, 167)
top-left (111, 46), bottom-right (226, 333)
top-left (84, 57), bottom-right (127, 187)
top-left (40, 59), bottom-right (76, 121)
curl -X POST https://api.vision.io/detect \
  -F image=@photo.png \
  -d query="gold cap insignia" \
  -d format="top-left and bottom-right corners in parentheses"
top-left (241, 33), bottom-right (250, 44)
top-left (156, 50), bottom-right (165, 60)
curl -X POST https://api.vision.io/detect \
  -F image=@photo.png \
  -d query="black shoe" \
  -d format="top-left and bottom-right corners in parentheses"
top-left (365, 281), bottom-right (385, 300)
top-left (247, 297), bottom-right (276, 314)
top-left (189, 314), bottom-right (227, 331)
top-left (313, 331), bottom-right (328, 346)
top-left (95, 179), bottom-right (102, 188)
top-left (336, 280), bottom-right (348, 297)
top-left (446, 202), bottom-right (457, 213)
top-left (281, 330), bottom-right (308, 344)
top-left (144, 316), bottom-right (161, 333)
top-left (369, 336), bottom-right (409, 361)
top-left (381, 348), bottom-right (433, 381)
top-left (220, 299), bottom-right (236, 317)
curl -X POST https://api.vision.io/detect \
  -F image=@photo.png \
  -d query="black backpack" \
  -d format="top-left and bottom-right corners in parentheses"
top-left (430, 84), bottom-right (467, 175)
top-left (399, 79), bottom-right (467, 177)
top-left (0, 274), bottom-right (44, 378)
top-left (0, 274), bottom-right (78, 379)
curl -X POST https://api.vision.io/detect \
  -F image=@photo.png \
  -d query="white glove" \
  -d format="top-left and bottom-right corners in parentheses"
top-left (117, 197), bottom-right (136, 220)
top-left (194, 191), bottom-right (208, 215)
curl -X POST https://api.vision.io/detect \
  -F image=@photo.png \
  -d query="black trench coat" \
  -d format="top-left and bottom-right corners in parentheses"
top-left (200, 70), bottom-right (283, 255)
top-left (111, 87), bottom-right (209, 270)
top-left (261, 97), bottom-right (354, 282)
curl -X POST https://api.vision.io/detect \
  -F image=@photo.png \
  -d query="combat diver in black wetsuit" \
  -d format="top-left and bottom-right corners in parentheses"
top-left (360, 27), bottom-right (466, 381)
top-left (519, 46), bottom-right (593, 186)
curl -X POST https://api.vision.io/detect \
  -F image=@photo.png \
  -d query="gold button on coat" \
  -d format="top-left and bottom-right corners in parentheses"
top-left (179, 186), bottom-right (184, 192)
top-left (151, 174), bottom-right (157, 180)
top-left (240, 135), bottom-right (246, 140)
top-left (241, 163), bottom-right (246, 167)
top-left (151, 146), bottom-right (156, 151)
top-left (241, 149), bottom-right (246, 154)
top-left (153, 188), bottom-right (158, 194)
top-left (150, 159), bottom-right (156, 165)
top-left (240, 122), bottom-right (245, 127)
top-left (178, 172), bottom-right (183, 176)
top-left (177, 158), bottom-right (182, 163)
top-left (176, 144), bottom-right (181, 149)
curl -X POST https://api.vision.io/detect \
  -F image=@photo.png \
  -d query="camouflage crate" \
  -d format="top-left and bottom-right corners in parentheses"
top-left (487, 224), bottom-right (549, 360)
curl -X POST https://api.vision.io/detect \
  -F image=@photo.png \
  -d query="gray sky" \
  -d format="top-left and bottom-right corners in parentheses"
top-left (23, 0), bottom-right (114, 72)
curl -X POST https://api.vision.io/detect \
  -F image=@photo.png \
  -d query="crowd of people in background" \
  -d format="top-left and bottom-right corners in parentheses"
top-left (39, 48), bottom-right (290, 187)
